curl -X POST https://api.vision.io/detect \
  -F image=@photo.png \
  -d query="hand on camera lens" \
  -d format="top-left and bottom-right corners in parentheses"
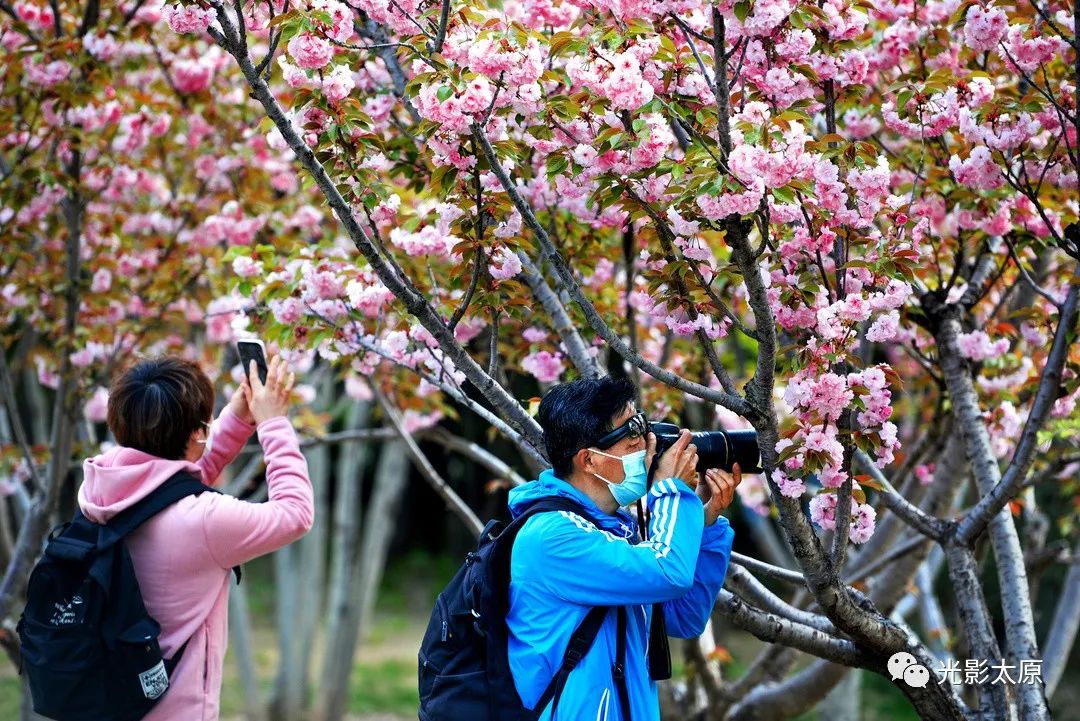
top-left (699, 463), bottom-right (743, 524)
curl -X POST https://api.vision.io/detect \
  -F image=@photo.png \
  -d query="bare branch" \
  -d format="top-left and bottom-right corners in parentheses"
top-left (727, 564), bottom-right (837, 634)
top-left (428, 0), bottom-right (450, 54)
top-left (0, 351), bottom-right (44, 495)
top-left (715, 589), bottom-right (869, 667)
top-left (730, 552), bottom-right (807, 587)
top-left (1044, 537), bottom-right (1080, 698)
top-left (424, 427), bottom-right (529, 487)
top-left (374, 388), bottom-right (483, 535)
top-left (517, 252), bottom-right (603, 378)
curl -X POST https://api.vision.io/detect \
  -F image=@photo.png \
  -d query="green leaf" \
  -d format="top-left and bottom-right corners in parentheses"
top-left (436, 85), bottom-right (453, 102)
top-left (546, 155), bottom-right (569, 178)
top-left (734, 1), bottom-right (752, 22)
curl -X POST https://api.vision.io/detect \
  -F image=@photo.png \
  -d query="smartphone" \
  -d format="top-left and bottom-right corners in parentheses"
top-left (236, 339), bottom-right (269, 385)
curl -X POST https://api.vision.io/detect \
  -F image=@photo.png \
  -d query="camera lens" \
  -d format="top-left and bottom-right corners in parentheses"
top-left (648, 422), bottom-right (761, 474)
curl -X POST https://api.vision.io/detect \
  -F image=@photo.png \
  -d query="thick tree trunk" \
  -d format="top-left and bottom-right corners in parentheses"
top-left (316, 401), bottom-right (374, 721)
top-left (228, 577), bottom-right (264, 721)
top-left (1043, 537), bottom-right (1080, 699)
top-left (268, 542), bottom-right (301, 721)
top-left (293, 378), bottom-right (333, 707)
top-left (356, 440), bottom-right (410, 645)
top-left (935, 310), bottom-right (1048, 721)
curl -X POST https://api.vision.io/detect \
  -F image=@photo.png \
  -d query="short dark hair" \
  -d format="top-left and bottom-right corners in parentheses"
top-left (537, 377), bottom-right (636, 479)
top-left (107, 357), bottom-right (214, 460)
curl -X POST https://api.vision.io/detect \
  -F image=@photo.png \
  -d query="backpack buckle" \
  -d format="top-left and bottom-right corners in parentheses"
top-left (564, 636), bottom-right (589, 667)
top-left (612, 662), bottom-right (625, 681)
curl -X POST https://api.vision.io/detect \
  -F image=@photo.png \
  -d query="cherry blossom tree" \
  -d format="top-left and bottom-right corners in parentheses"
top-left (0, 0), bottom-right (338, 696)
top-left (165, 0), bottom-right (1079, 717)
top-left (3, 0), bottom-right (1080, 718)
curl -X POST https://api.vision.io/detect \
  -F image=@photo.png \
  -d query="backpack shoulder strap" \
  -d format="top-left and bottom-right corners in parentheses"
top-left (528, 605), bottom-right (609, 721)
top-left (614, 606), bottom-right (632, 721)
top-left (102, 471), bottom-right (242, 584)
top-left (510, 496), bottom-right (604, 536)
top-left (99, 471), bottom-right (210, 546)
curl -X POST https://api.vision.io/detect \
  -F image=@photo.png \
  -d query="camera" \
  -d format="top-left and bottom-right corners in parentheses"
top-left (650, 421), bottom-right (762, 474)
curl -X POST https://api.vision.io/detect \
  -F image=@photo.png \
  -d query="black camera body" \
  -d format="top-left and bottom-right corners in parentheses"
top-left (650, 421), bottom-right (762, 474)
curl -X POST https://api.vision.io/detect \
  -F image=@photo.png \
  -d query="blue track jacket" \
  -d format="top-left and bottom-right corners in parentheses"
top-left (506, 469), bottom-right (734, 721)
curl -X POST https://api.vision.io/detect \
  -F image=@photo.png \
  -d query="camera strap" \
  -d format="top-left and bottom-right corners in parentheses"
top-left (635, 494), bottom-right (673, 682)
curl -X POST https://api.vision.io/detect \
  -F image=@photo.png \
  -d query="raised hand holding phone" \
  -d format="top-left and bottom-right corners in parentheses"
top-left (244, 355), bottom-right (296, 424)
top-left (237, 339), bottom-right (269, 385)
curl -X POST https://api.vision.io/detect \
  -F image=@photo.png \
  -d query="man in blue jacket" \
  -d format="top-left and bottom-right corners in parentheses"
top-left (507, 376), bottom-right (740, 721)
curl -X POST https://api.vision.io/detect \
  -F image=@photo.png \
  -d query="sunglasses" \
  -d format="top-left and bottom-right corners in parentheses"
top-left (593, 412), bottom-right (650, 450)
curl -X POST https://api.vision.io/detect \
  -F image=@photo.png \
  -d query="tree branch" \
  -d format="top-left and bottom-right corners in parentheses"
top-left (1043, 537), bottom-right (1080, 698)
top-left (471, 124), bottom-right (753, 417)
top-left (0, 351), bottom-right (44, 495)
top-left (726, 564), bottom-right (837, 634)
top-left (517, 252), bottom-right (603, 378)
top-left (374, 388), bottom-right (483, 535)
top-left (853, 450), bottom-right (949, 540)
top-left (715, 589), bottom-right (869, 666)
top-left (212, 7), bottom-right (545, 454)
top-left (427, 0), bottom-right (450, 54)
top-left (957, 283), bottom-right (1079, 543)
top-left (730, 552), bottom-right (807, 587)
top-left (934, 304), bottom-right (1047, 721)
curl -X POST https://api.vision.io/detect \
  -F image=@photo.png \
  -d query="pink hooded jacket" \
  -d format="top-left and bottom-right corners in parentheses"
top-left (78, 407), bottom-right (314, 721)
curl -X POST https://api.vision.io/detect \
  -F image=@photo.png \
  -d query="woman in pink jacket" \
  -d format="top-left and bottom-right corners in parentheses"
top-left (78, 354), bottom-right (314, 721)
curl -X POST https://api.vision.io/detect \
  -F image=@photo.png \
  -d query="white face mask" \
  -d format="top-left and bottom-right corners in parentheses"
top-left (195, 421), bottom-right (213, 456)
top-left (590, 448), bottom-right (648, 506)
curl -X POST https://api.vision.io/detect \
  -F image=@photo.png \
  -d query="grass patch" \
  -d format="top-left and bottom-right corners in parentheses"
top-left (350, 659), bottom-right (418, 716)
top-left (0, 676), bottom-right (20, 719)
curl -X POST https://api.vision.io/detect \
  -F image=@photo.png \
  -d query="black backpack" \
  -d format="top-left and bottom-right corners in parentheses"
top-left (418, 497), bottom-right (632, 721)
top-left (17, 471), bottom-right (239, 721)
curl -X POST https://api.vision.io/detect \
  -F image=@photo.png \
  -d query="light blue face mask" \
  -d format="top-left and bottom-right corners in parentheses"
top-left (591, 448), bottom-right (648, 506)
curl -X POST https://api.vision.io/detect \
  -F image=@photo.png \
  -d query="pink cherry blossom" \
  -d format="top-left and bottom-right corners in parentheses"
top-left (521, 350), bottom-right (565, 383)
top-left (173, 58), bottom-right (214, 94)
top-left (774, 469), bottom-right (807, 499)
top-left (956, 329), bottom-right (1010, 361)
top-left (963, 5), bottom-right (1007, 51)
top-left (949, 146), bottom-right (1004, 190)
top-left (269, 297), bottom-right (304, 325)
top-left (232, 256), bottom-right (263, 278)
top-left (322, 64), bottom-right (355, 101)
top-left (163, 4), bottom-right (214, 34)
top-left (288, 33), bottom-right (333, 70)
top-left (83, 387), bottom-right (110, 422)
top-left (91, 268), bottom-right (112, 293)
top-left (488, 246), bottom-right (522, 281)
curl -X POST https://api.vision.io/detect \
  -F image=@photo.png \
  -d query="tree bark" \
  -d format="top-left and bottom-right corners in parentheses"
top-left (316, 401), bottom-right (374, 721)
top-left (228, 576), bottom-right (264, 721)
top-left (292, 377), bottom-right (333, 708)
top-left (1043, 537), bottom-right (1080, 699)
top-left (935, 308), bottom-right (1048, 721)
top-left (355, 440), bottom-right (410, 645)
